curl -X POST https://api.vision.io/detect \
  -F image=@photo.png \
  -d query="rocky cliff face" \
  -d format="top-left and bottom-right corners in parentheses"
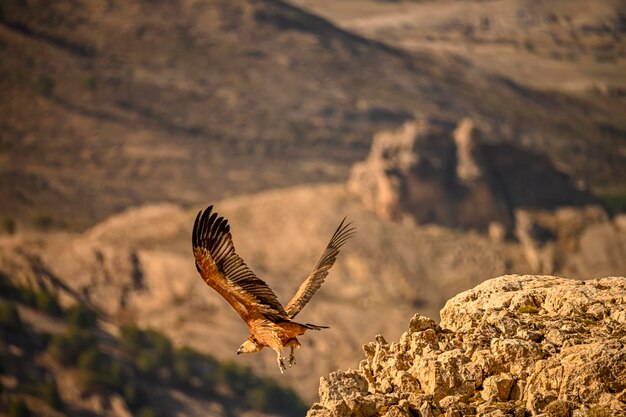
top-left (348, 117), bottom-right (599, 234)
top-left (308, 275), bottom-right (626, 416)
top-left (347, 118), bottom-right (626, 276)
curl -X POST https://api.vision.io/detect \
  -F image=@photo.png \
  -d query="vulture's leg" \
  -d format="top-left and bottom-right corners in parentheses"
top-left (288, 345), bottom-right (296, 367)
top-left (286, 338), bottom-right (300, 367)
top-left (276, 350), bottom-right (286, 374)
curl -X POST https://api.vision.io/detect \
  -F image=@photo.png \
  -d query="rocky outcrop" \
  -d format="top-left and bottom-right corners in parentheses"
top-left (514, 208), bottom-right (626, 276)
top-left (348, 117), bottom-right (599, 235)
top-left (346, 117), bottom-right (626, 274)
top-left (347, 117), bottom-right (511, 231)
top-left (308, 275), bottom-right (626, 417)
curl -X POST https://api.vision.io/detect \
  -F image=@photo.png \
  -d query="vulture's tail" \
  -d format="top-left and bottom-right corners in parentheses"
top-left (303, 323), bottom-right (329, 330)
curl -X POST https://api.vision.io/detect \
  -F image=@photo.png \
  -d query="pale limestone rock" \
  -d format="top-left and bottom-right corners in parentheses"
top-left (481, 373), bottom-right (515, 401)
top-left (318, 370), bottom-right (370, 414)
top-left (408, 314), bottom-right (437, 333)
top-left (412, 349), bottom-right (477, 402)
top-left (454, 118), bottom-right (484, 182)
top-left (418, 401), bottom-right (439, 417)
top-left (308, 275), bottom-right (626, 417)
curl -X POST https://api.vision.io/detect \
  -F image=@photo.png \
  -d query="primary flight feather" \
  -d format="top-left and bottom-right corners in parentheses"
top-left (192, 205), bottom-right (355, 373)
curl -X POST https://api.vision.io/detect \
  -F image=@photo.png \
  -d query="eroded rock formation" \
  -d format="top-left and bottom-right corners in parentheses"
top-left (348, 117), bottom-right (599, 236)
top-left (308, 275), bottom-right (626, 417)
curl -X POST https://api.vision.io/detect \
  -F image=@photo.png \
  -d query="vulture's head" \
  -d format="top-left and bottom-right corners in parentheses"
top-left (237, 339), bottom-right (263, 355)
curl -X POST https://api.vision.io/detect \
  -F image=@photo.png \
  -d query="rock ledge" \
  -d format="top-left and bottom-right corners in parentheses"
top-left (308, 275), bottom-right (626, 417)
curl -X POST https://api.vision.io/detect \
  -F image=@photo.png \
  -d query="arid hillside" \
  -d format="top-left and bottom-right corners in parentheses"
top-left (1, 183), bottom-right (625, 404)
top-left (292, 0), bottom-right (626, 100)
top-left (291, 0), bottom-right (626, 194)
top-left (1, 0), bottom-right (624, 231)
top-left (0, 278), bottom-right (307, 417)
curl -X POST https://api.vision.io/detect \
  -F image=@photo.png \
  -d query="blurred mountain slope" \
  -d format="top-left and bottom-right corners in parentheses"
top-left (0, 279), bottom-right (307, 417)
top-left (290, 0), bottom-right (626, 183)
top-left (1, 0), bottom-right (623, 230)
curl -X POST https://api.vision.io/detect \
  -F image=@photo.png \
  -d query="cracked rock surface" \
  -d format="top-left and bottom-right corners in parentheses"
top-left (308, 275), bottom-right (626, 416)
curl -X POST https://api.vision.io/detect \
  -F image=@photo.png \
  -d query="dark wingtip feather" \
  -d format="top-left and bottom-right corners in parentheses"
top-left (193, 205), bottom-right (215, 249)
top-left (330, 218), bottom-right (356, 249)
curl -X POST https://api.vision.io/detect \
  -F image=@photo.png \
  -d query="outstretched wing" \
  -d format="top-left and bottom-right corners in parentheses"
top-left (284, 218), bottom-right (355, 318)
top-left (192, 205), bottom-right (288, 323)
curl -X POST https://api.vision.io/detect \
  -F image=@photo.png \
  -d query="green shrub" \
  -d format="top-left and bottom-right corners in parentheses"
top-left (35, 290), bottom-right (61, 315)
top-left (65, 303), bottom-right (97, 328)
top-left (172, 352), bottom-right (192, 383)
top-left (0, 302), bottom-right (22, 332)
top-left (8, 399), bottom-right (30, 417)
top-left (41, 380), bottom-right (63, 410)
top-left (47, 334), bottom-right (72, 365)
top-left (106, 358), bottom-right (125, 388)
top-left (123, 382), bottom-right (147, 411)
top-left (246, 381), bottom-right (306, 415)
top-left (245, 386), bottom-right (272, 411)
top-left (142, 329), bottom-right (172, 364)
top-left (120, 326), bottom-right (173, 377)
top-left (0, 273), bottom-right (14, 296)
top-left (121, 326), bottom-right (171, 354)
top-left (215, 361), bottom-right (306, 414)
top-left (32, 331), bottom-right (51, 351)
top-left (14, 285), bottom-right (37, 305)
top-left (80, 353), bottom-right (126, 391)
top-left (33, 75), bottom-right (55, 97)
top-left (116, 326), bottom-right (305, 415)
top-left (216, 361), bottom-right (253, 394)
top-left (171, 347), bottom-right (217, 388)
top-left (78, 347), bottom-right (104, 372)
top-left (136, 351), bottom-right (159, 375)
top-left (598, 193), bottom-right (626, 215)
top-left (137, 406), bottom-right (158, 417)
top-left (47, 328), bottom-right (97, 366)
top-left (120, 325), bottom-right (143, 352)
top-left (8, 285), bottom-right (62, 315)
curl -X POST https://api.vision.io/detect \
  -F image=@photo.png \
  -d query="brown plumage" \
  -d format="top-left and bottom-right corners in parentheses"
top-left (192, 205), bottom-right (355, 373)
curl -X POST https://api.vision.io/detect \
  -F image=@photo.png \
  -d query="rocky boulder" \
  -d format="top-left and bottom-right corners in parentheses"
top-left (308, 275), bottom-right (626, 416)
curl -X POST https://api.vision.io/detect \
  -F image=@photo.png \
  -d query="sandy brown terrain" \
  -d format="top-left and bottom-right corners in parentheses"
top-left (1, 0), bottom-right (625, 231)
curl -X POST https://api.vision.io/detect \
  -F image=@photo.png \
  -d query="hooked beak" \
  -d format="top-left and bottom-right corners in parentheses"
top-left (237, 348), bottom-right (242, 355)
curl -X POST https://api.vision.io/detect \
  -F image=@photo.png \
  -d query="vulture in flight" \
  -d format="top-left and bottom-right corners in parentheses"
top-left (192, 205), bottom-right (355, 373)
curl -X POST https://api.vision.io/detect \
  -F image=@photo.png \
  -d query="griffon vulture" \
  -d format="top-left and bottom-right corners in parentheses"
top-left (192, 205), bottom-right (355, 373)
